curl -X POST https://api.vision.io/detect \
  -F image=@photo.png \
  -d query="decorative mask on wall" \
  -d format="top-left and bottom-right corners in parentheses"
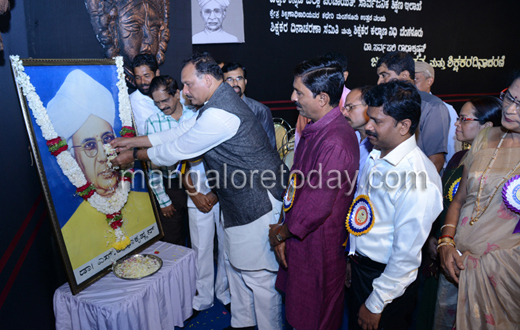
top-left (0, 0), bottom-right (11, 51)
top-left (85, 0), bottom-right (170, 87)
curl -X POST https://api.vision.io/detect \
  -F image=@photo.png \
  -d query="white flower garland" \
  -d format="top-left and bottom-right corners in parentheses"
top-left (10, 55), bottom-right (133, 215)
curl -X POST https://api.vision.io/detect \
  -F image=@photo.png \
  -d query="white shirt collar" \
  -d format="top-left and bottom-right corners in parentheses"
top-left (369, 134), bottom-right (417, 167)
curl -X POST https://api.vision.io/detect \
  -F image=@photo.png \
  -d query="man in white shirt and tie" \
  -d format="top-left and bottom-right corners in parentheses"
top-left (346, 80), bottom-right (443, 330)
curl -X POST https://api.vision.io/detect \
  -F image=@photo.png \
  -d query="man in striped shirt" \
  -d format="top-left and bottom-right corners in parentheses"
top-left (145, 75), bottom-right (193, 246)
top-left (146, 75), bottom-right (230, 314)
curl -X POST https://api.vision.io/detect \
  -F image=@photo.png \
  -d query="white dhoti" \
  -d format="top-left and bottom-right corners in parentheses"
top-left (223, 191), bottom-right (282, 330)
top-left (187, 160), bottom-right (230, 311)
top-left (188, 202), bottom-right (230, 310)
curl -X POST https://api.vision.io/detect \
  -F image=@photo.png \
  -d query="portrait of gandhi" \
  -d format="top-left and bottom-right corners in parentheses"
top-left (47, 70), bottom-right (119, 198)
top-left (192, 0), bottom-right (243, 44)
top-left (85, 0), bottom-right (170, 86)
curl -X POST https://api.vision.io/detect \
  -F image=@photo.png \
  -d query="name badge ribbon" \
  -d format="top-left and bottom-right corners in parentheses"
top-left (346, 195), bottom-right (375, 236)
top-left (502, 175), bottom-right (520, 234)
top-left (283, 172), bottom-right (298, 212)
top-left (448, 178), bottom-right (461, 202)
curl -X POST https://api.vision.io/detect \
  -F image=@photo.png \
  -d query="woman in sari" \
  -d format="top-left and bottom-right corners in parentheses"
top-left (438, 75), bottom-right (520, 329)
top-left (419, 96), bottom-right (502, 330)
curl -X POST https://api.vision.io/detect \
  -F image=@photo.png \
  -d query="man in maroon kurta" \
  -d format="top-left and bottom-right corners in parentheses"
top-left (269, 58), bottom-right (359, 330)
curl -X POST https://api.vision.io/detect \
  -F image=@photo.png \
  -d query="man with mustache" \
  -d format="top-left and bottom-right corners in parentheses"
top-left (222, 62), bottom-right (276, 150)
top-left (269, 58), bottom-right (359, 330)
top-left (111, 52), bottom-right (288, 330)
top-left (342, 85), bottom-right (374, 184)
top-left (145, 75), bottom-right (230, 314)
top-left (346, 80), bottom-right (442, 330)
top-left (130, 53), bottom-right (161, 135)
top-left (376, 51), bottom-right (450, 173)
top-left (295, 52), bottom-right (350, 150)
top-left (144, 75), bottom-right (191, 246)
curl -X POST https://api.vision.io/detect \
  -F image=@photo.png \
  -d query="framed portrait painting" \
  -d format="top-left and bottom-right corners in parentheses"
top-left (10, 56), bottom-right (163, 294)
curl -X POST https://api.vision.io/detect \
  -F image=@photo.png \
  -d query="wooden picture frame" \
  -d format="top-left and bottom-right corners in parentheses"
top-left (10, 57), bottom-right (163, 294)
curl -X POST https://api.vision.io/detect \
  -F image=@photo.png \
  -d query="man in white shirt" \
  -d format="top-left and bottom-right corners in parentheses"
top-left (146, 75), bottom-right (230, 315)
top-left (414, 60), bottom-right (460, 167)
top-left (129, 54), bottom-right (160, 135)
top-left (341, 86), bottom-right (373, 183)
top-left (347, 80), bottom-right (443, 330)
top-left (111, 52), bottom-right (288, 330)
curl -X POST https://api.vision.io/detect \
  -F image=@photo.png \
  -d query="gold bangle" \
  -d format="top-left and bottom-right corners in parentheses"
top-left (436, 242), bottom-right (455, 251)
top-left (440, 224), bottom-right (457, 231)
top-left (437, 237), bottom-right (456, 245)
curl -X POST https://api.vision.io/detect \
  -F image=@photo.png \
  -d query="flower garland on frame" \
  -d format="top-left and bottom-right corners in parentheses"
top-left (10, 55), bottom-right (136, 251)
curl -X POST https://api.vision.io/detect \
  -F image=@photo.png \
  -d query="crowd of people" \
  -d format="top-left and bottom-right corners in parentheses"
top-left (106, 50), bottom-right (519, 330)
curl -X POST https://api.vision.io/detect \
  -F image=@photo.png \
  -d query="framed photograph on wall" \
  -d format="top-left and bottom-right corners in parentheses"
top-left (10, 57), bottom-right (163, 294)
top-left (191, 0), bottom-right (245, 44)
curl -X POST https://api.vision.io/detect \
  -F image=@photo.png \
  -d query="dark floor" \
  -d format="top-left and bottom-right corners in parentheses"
top-left (176, 296), bottom-right (351, 330)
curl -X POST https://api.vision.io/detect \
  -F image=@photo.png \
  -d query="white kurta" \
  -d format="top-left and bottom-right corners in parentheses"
top-left (147, 107), bottom-right (278, 271)
top-left (147, 105), bottom-right (282, 328)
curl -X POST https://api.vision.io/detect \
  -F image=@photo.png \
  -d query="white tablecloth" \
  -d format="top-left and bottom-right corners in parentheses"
top-left (54, 241), bottom-right (196, 330)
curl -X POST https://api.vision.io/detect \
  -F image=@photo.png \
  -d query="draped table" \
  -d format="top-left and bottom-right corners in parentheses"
top-left (53, 241), bottom-right (196, 330)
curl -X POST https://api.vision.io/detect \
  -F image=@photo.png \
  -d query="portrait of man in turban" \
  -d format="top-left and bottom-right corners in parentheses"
top-left (192, 0), bottom-right (243, 44)
top-left (85, 0), bottom-right (170, 88)
top-left (48, 70), bottom-right (119, 198)
top-left (29, 67), bottom-right (158, 281)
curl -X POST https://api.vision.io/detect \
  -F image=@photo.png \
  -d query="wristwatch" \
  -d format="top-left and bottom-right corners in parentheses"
top-left (133, 148), bottom-right (139, 161)
top-left (275, 225), bottom-right (284, 242)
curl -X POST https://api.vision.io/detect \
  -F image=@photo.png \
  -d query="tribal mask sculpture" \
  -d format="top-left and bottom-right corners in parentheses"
top-left (85, 0), bottom-right (170, 87)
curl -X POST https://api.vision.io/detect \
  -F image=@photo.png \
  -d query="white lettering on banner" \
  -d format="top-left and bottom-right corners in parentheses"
top-left (288, 0), bottom-right (304, 8)
top-left (270, 21), bottom-right (289, 36)
top-left (360, 14), bottom-right (372, 23)
top-left (323, 0), bottom-right (356, 6)
top-left (290, 22), bottom-right (322, 33)
top-left (266, 0), bottom-right (504, 72)
top-left (358, 0), bottom-right (390, 9)
top-left (73, 223), bottom-right (160, 284)
top-left (336, 13), bottom-right (359, 20)
top-left (341, 27), bottom-right (353, 36)
top-left (322, 11), bottom-right (335, 19)
top-left (397, 43), bottom-right (427, 56)
top-left (369, 55), bottom-right (506, 72)
top-left (399, 26), bottom-right (423, 37)
top-left (323, 24), bottom-right (339, 34)
top-left (270, 0), bottom-right (287, 6)
top-left (280, 10), bottom-right (321, 19)
top-left (353, 24), bottom-right (369, 37)
top-left (306, 0), bottom-right (322, 8)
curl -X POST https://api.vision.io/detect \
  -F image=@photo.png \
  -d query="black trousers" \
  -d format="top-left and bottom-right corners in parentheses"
top-left (157, 177), bottom-right (188, 246)
top-left (348, 254), bottom-right (418, 330)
